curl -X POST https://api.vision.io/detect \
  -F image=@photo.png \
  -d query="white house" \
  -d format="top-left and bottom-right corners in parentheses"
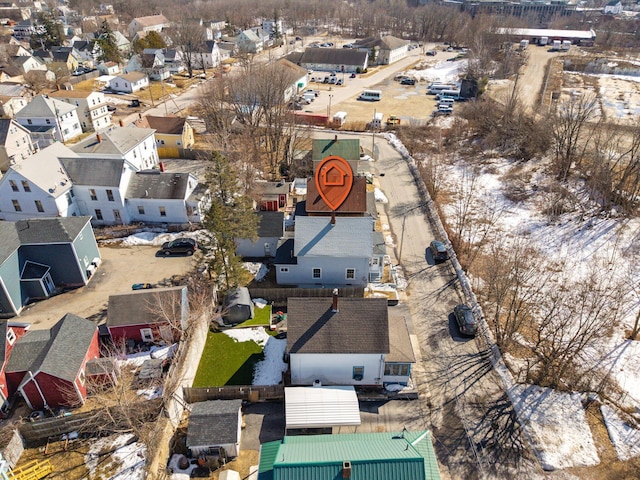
top-left (604, 0), bottom-right (623, 14)
top-left (0, 95), bottom-right (28, 119)
top-left (48, 90), bottom-right (112, 133)
top-left (128, 14), bottom-right (170, 38)
top-left (70, 127), bottom-right (159, 171)
top-left (286, 295), bottom-right (414, 387)
top-left (0, 143), bottom-right (79, 221)
top-left (59, 156), bottom-right (135, 225)
top-left (195, 41), bottom-right (221, 69)
top-left (236, 29), bottom-right (263, 54)
top-left (235, 211), bottom-right (284, 258)
top-left (108, 72), bottom-right (149, 93)
top-left (125, 171), bottom-right (209, 225)
top-left (0, 118), bottom-right (35, 172)
top-left (275, 216), bottom-right (374, 287)
top-left (97, 61), bottom-right (120, 76)
top-left (14, 95), bottom-right (83, 144)
top-left (353, 35), bottom-right (409, 66)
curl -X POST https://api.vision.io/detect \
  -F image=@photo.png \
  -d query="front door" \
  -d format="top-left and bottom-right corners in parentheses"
top-left (113, 209), bottom-right (122, 224)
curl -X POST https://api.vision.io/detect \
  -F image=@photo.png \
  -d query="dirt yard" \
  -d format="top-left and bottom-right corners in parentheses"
top-left (17, 244), bottom-right (195, 330)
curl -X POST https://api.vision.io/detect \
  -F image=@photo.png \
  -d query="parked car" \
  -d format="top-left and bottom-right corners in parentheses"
top-left (454, 304), bottom-right (478, 337)
top-left (295, 36), bottom-right (302, 41)
top-left (305, 89), bottom-right (319, 97)
top-left (129, 99), bottom-right (140, 107)
top-left (426, 50), bottom-right (438, 56)
top-left (343, 43), bottom-right (353, 48)
top-left (350, 73), bottom-right (357, 78)
top-left (161, 238), bottom-right (197, 256)
top-left (323, 76), bottom-right (330, 83)
top-left (107, 105), bottom-right (117, 112)
top-left (336, 78), bottom-right (343, 85)
top-left (132, 283), bottom-right (153, 290)
top-left (330, 71), bottom-right (337, 77)
top-left (401, 78), bottom-right (416, 85)
top-left (430, 240), bottom-right (448, 262)
top-left (329, 77), bottom-right (337, 84)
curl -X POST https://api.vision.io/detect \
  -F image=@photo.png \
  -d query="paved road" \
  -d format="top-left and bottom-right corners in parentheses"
top-left (327, 131), bottom-right (541, 479)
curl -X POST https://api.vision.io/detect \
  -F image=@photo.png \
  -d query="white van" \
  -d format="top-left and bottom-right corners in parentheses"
top-left (427, 83), bottom-right (457, 94)
top-left (438, 97), bottom-right (455, 105)
top-left (359, 90), bottom-right (382, 101)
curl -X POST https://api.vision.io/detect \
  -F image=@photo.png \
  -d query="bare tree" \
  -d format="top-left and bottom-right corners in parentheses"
top-left (551, 93), bottom-right (599, 182)
top-left (170, 16), bottom-right (206, 78)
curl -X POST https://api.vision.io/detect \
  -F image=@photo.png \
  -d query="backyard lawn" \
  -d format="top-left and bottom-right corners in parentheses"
top-left (235, 304), bottom-right (272, 328)
top-left (193, 331), bottom-right (264, 387)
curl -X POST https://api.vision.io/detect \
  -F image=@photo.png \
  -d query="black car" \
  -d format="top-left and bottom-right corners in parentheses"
top-left (161, 238), bottom-right (197, 256)
top-left (454, 304), bottom-right (478, 337)
top-left (430, 240), bottom-right (448, 262)
top-left (401, 78), bottom-right (416, 85)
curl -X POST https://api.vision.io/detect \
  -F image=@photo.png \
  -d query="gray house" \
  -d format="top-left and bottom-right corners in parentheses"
top-left (187, 399), bottom-right (243, 458)
top-left (275, 216), bottom-right (374, 287)
top-left (235, 211), bottom-right (284, 258)
top-left (0, 217), bottom-right (100, 317)
top-left (286, 48), bottom-right (368, 74)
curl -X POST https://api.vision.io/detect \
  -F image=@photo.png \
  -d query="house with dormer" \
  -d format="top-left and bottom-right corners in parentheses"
top-left (0, 322), bottom-right (30, 411)
top-left (14, 95), bottom-right (83, 145)
top-left (48, 90), bottom-right (112, 133)
top-left (236, 29), bottom-right (263, 54)
top-left (0, 142), bottom-right (79, 221)
top-left (0, 118), bottom-right (35, 172)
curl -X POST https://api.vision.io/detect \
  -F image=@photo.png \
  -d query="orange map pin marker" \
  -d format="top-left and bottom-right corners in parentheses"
top-left (315, 155), bottom-right (354, 211)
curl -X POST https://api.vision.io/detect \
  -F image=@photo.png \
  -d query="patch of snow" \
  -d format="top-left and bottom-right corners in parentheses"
top-left (105, 230), bottom-right (205, 247)
top-left (509, 384), bottom-right (599, 470)
top-left (374, 188), bottom-right (388, 203)
top-left (121, 350), bottom-right (152, 367)
top-left (137, 386), bottom-right (163, 400)
top-left (253, 298), bottom-right (268, 308)
top-left (168, 453), bottom-right (197, 479)
top-left (244, 262), bottom-right (269, 281)
top-left (385, 383), bottom-right (404, 392)
top-left (150, 343), bottom-right (177, 359)
top-left (223, 328), bottom-right (287, 386)
top-left (85, 434), bottom-right (146, 480)
top-left (601, 404), bottom-right (640, 461)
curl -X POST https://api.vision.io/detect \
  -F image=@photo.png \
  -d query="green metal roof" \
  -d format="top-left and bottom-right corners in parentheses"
top-left (312, 138), bottom-right (360, 161)
top-left (257, 430), bottom-right (441, 480)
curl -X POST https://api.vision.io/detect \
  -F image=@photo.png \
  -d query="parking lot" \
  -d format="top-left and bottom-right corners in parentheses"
top-left (17, 244), bottom-right (195, 330)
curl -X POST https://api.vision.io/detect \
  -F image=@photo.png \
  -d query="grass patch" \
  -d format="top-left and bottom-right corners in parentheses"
top-left (193, 331), bottom-right (264, 387)
top-left (235, 304), bottom-right (271, 328)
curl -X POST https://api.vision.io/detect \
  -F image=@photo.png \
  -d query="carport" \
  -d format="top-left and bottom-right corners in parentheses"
top-left (284, 385), bottom-right (361, 433)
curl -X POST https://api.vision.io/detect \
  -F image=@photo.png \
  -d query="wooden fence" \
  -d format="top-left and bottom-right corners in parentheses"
top-left (183, 385), bottom-right (284, 403)
top-left (248, 287), bottom-right (365, 304)
top-left (19, 413), bottom-right (93, 444)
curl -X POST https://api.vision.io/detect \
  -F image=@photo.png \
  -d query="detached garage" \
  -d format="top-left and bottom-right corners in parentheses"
top-left (285, 385), bottom-right (361, 433)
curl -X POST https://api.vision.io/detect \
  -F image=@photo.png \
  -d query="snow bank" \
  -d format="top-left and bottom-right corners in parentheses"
top-left (374, 188), bottom-right (388, 203)
top-left (85, 434), bottom-right (146, 480)
top-left (244, 262), bottom-right (269, 282)
top-left (253, 298), bottom-right (268, 308)
top-left (223, 328), bottom-right (287, 386)
top-left (601, 404), bottom-right (640, 461)
top-left (509, 384), bottom-right (599, 470)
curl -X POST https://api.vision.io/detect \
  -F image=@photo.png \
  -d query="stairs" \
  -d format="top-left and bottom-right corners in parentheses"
top-left (8, 460), bottom-right (54, 480)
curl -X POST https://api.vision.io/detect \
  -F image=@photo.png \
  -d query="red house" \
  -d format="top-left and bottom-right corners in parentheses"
top-left (0, 322), bottom-right (30, 413)
top-left (106, 286), bottom-right (189, 346)
top-left (5, 314), bottom-right (99, 410)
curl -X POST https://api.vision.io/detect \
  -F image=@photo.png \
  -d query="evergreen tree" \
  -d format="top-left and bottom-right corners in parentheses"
top-left (201, 152), bottom-right (258, 292)
top-left (95, 20), bottom-right (122, 64)
top-left (132, 31), bottom-right (166, 56)
top-left (30, 12), bottom-right (63, 50)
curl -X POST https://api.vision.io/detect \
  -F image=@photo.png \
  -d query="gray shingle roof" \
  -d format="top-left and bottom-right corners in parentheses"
top-left (107, 286), bottom-right (188, 328)
top-left (6, 313), bottom-right (96, 382)
top-left (70, 127), bottom-right (155, 156)
top-left (125, 171), bottom-right (192, 200)
top-left (0, 222), bottom-right (20, 264)
top-left (15, 95), bottom-right (77, 118)
top-left (14, 216), bottom-right (90, 244)
top-left (298, 48), bottom-right (367, 67)
top-left (0, 118), bottom-right (12, 143)
top-left (187, 399), bottom-right (242, 448)
top-left (293, 216), bottom-right (373, 258)
top-left (256, 211), bottom-right (284, 238)
top-left (286, 297), bottom-right (389, 354)
top-left (60, 157), bottom-right (125, 187)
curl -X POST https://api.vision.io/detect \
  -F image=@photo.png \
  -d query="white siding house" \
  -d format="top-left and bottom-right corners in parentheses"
top-left (0, 119), bottom-right (35, 172)
top-left (275, 216), bottom-right (374, 287)
top-left (0, 143), bottom-right (79, 221)
top-left (48, 90), bottom-right (112, 132)
top-left (14, 95), bottom-right (83, 144)
top-left (108, 72), bottom-right (149, 93)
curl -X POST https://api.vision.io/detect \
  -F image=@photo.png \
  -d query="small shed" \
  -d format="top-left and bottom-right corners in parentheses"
top-left (187, 399), bottom-right (243, 458)
top-left (223, 288), bottom-right (254, 325)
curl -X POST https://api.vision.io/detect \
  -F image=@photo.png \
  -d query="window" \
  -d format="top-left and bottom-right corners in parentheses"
top-left (6, 329), bottom-right (16, 345)
top-left (94, 209), bottom-right (103, 220)
top-left (352, 366), bottom-right (364, 381)
top-left (21, 180), bottom-right (30, 192)
top-left (346, 268), bottom-right (355, 279)
top-left (27, 119), bottom-right (32, 125)
top-left (138, 206), bottom-right (145, 215)
top-left (9, 180), bottom-right (18, 192)
top-left (384, 364), bottom-right (410, 376)
top-left (280, 267), bottom-right (289, 273)
top-left (12, 200), bottom-right (21, 212)
top-left (312, 268), bottom-right (321, 279)
top-left (106, 189), bottom-right (114, 201)
top-left (45, 118), bottom-right (51, 124)
top-left (78, 369), bottom-right (85, 385)
top-left (133, 150), bottom-right (137, 158)
top-left (159, 140), bottom-right (165, 145)
top-left (89, 189), bottom-right (97, 201)
top-left (63, 128), bottom-right (69, 135)
top-left (16, 140), bottom-right (19, 147)
top-left (159, 206), bottom-right (166, 217)
top-left (140, 328), bottom-right (154, 342)
top-left (66, 192), bottom-right (73, 205)
top-left (35, 200), bottom-right (44, 212)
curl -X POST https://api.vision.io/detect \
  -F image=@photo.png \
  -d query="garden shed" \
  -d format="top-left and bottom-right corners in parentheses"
top-left (223, 288), bottom-right (254, 325)
top-left (187, 399), bottom-right (243, 458)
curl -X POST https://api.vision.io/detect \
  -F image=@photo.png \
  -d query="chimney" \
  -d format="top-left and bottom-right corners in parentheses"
top-left (159, 162), bottom-right (165, 172)
top-left (331, 210), bottom-right (336, 225)
top-left (334, 134), bottom-right (338, 142)
top-left (342, 461), bottom-right (351, 479)
top-left (119, 119), bottom-right (124, 127)
top-left (332, 288), bottom-right (339, 312)
top-left (138, 113), bottom-right (142, 119)
top-left (96, 133), bottom-right (102, 143)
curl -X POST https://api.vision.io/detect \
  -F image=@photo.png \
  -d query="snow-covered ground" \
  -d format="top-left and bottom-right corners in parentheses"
top-left (85, 434), bottom-right (146, 480)
top-left (223, 327), bottom-right (288, 385)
